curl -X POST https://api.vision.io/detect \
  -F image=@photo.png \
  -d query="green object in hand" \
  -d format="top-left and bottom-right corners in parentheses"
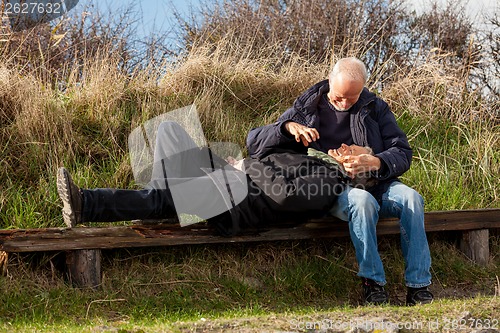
top-left (307, 148), bottom-right (348, 177)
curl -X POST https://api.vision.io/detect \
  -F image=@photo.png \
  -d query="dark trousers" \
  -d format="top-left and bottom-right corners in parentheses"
top-left (80, 121), bottom-right (243, 224)
top-left (82, 188), bottom-right (175, 222)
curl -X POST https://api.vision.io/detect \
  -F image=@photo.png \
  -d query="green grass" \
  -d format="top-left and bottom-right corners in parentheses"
top-left (398, 114), bottom-right (499, 210)
top-left (1, 25), bottom-right (499, 333)
top-left (1, 237), bottom-right (499, 332)
top-left (1, 112), bottom-right (497, 229)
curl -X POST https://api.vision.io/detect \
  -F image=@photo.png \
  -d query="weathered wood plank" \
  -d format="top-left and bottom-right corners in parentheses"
top-left (318, 208), bottom-right (500, 229)
top-left (0, 209), bottom-right (499, 252)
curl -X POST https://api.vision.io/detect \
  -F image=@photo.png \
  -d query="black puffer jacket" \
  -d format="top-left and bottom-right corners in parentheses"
top-left (209, 152), bottom-right (344, 236)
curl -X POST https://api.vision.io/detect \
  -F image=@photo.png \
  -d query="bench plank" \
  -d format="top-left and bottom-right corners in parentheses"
top-left (1, 209), bottom-right (499, 253)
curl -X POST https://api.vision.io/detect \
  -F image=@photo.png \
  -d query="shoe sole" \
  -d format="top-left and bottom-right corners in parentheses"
top-left (57, 167), bottom-right (77, 228)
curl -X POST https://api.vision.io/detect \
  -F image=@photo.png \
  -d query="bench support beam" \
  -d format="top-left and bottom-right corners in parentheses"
top-left (66, 249), bottom-right (101, 289)
top-left (460, 229), bottom-right (489, 266)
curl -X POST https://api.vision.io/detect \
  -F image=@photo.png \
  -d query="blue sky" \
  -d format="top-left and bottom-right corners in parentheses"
top-left (129, 0), bottom-right (192, 37)
top-left (76, 0), bottom-right (194, 39)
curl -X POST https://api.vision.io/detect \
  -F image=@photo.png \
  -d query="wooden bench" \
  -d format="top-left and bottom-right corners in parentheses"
top-left (1, 208), bottom-right (499, 289)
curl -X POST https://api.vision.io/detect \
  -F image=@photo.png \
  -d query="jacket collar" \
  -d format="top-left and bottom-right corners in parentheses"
top-left (357, 88), bottom-right (377, 108)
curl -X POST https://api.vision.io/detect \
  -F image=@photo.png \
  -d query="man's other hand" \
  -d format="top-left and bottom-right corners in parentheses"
top-left (284, 121), bottom-right (320, 147)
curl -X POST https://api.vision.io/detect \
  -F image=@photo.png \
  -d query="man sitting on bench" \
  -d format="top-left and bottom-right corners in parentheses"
top-left (245, 57), bottom-right (433, 306)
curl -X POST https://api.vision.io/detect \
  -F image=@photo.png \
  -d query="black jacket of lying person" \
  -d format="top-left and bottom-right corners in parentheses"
top-left (57, 121), bottom-right (351, 236)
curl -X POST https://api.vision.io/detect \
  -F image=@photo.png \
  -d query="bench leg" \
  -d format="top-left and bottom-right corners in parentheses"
top-left (66, 249), bottom-right (102, 289)
top-left (459, 229), bottom-right (489, 266)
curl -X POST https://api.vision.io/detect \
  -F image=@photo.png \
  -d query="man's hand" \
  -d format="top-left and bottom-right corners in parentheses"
top-left (327, 148), bottom-right (347, 164)
top-left (342, 154), bottom-right (381, 177)
top-left (284, 121), bottom-right (320, 147)
top-left (328, 144), bottom-right (372, 164)
top-left (334, 143), bottom-right (372, 157)
top-left (328, 144), bottom-right (380, 178)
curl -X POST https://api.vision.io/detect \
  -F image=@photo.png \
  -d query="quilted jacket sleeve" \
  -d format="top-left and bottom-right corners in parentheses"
top-left (371, 102), bottom-right (412, 180)
top-left (246, 120), bottom-right (301, 158)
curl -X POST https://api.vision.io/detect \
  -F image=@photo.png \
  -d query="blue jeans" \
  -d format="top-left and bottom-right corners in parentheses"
top-left (330, 181), bottom-right (432, 288)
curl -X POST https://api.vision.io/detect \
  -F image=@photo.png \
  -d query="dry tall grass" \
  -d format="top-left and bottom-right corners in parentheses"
top-left (0, 5), bottom-right (499, 330)
top-left (0, 26), bottom-right (498, 227)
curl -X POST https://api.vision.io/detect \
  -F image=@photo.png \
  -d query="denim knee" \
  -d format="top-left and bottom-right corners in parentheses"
top-left (407, 189), bottom-right (424, 210)
top-left (348, 188), bottom-right (379, 215)
top-left (387, 182), bottom-right (424, 209)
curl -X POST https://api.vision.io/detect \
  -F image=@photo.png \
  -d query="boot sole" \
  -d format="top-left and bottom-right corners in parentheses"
top-left (57, 167), bottom-right (77, 228)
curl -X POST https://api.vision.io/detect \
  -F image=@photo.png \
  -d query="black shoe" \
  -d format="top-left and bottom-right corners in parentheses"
top-left (406, 286), bottom-right (433, 306)
top-left (362, 278), bottom-right (388, 305)
top-left (57, 167), bottom-right (83, 228)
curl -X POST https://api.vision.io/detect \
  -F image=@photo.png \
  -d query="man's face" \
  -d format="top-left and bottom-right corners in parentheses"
top-left (336, 143), bottom-right (370, 156)
top-left (327, 74), bottom-right (364, 111)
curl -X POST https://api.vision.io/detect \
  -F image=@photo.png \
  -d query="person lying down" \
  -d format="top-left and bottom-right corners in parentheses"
top-left (227, 143), bottom-right (378, 189)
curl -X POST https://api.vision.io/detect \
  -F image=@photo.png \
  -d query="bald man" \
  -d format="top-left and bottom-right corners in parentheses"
top-left (246, 57), bottom-right (433, 306)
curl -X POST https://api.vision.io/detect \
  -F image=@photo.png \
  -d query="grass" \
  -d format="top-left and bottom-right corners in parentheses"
top-left (1, 37), bottom-right (498, 229)
top-left (398, 114), bottom-right (499, 210)
top-left (1, 236), bottom-right (499, 332)
top-left (0, 37), bottom-right (500, 228)
top-left (0, 18), bottom-right (499, 333)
